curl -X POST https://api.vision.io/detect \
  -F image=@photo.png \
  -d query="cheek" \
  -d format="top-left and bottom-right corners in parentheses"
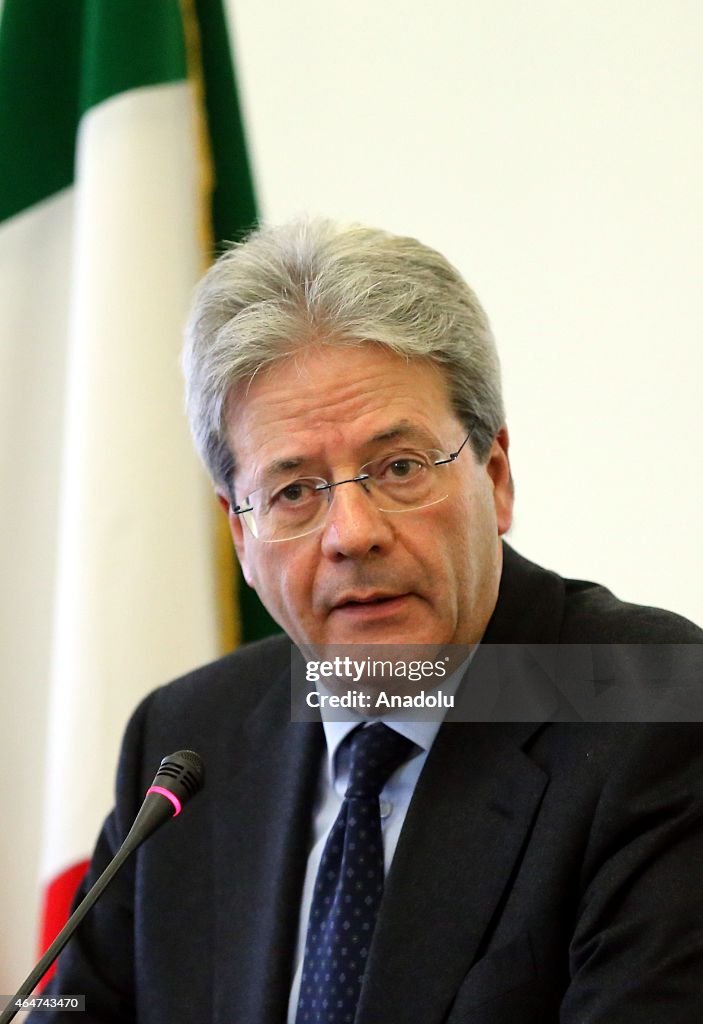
top-left (399, 504), bottom-right (466, 596)
top-left (438, 480), bottom-right (497, 574)
top-left (253, 546), bottom-right (315, 620)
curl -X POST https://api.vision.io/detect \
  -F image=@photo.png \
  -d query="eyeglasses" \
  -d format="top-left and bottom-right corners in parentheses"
top-left (230, 428), bottom-right (474, 543)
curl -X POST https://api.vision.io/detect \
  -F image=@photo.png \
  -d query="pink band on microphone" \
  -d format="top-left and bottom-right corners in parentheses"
top-left (147, 785), bottom-right (182, 816)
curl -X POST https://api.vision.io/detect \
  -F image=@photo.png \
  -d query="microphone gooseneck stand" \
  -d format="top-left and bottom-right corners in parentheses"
top-left (0, 750), bottom-right (204, 1024)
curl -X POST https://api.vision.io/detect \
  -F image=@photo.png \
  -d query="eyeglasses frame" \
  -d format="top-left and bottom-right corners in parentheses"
top-left (229, 426), bottom-right (476, 542)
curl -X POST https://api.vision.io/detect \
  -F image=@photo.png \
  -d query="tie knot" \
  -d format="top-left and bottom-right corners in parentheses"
top-left (344, 722), bottom-right (416, 800)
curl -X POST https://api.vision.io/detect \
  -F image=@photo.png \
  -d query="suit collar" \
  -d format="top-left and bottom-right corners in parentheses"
top-left (483, 542), bottom-right (565, 644)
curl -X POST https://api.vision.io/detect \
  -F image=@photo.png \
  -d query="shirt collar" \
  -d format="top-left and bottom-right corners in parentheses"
top-left (319, 655), bottom-right (472, 787)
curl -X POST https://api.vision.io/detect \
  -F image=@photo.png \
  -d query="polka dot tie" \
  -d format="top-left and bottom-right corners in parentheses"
top-left (294, 723), bottom-right (417, 1024)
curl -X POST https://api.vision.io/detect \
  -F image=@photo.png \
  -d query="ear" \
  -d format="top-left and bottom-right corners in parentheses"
top-left (216, 492), bottom-right (256, 587)
top-left (485, 426), bottom-right (514, 536)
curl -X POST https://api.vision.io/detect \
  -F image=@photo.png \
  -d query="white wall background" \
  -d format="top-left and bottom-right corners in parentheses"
top-left (2, 0), bottom-right (701, 996)
top-left (227, 0), bottom-right (702, 625)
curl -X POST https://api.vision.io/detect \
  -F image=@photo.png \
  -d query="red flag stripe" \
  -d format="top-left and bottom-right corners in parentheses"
top-left (38, 859), bottom-right (90, 987)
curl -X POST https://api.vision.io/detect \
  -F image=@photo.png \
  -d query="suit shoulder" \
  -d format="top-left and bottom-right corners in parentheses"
top-left (124, 633), bottom-right (289, 748)
top-left (112, 634), bottom-right (291, 808)
top-left (112, 633), bottom-right (290, 822)
top-left (156, 631), bottom-right (289, 709)
top-left (498, 544), bottom-right (702, 643)
top-left (560, 577), bottom-right (703, 642)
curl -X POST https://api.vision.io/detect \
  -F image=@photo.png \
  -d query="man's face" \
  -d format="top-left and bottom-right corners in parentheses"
top-left (222, 343), bottom-right (513, 650)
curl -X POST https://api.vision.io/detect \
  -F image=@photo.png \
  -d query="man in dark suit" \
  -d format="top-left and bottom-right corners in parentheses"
top-left (35, 219), bottom-right (703, 1022)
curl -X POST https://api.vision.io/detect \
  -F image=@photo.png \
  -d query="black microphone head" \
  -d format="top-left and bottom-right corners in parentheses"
top-left (151, 750), bottom-right (205, 807)
top-left (121, 752), bottom-right (205, 857)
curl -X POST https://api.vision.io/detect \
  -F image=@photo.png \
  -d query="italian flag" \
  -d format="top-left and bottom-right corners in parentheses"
top-left (0, 0), bottom-right (269, 978)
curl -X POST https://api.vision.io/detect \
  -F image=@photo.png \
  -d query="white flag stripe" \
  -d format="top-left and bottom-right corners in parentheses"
top-left (40, 81), bottom-right (220, 882)
top-left (0, 191), bottom-right (73, 652)
top-left (0, 188), bottom-right (74, 982)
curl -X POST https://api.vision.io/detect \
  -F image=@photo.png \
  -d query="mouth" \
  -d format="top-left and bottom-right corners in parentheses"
top-left (331, 593), bottom-right (412, 616)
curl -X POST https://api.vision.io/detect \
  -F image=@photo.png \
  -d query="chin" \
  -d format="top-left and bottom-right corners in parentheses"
top-left (325, 624), bottom-right (448, 648)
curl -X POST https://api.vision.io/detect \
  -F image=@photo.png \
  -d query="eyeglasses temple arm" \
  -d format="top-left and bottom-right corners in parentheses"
top-left (434, 425), bottom-right (476, 465)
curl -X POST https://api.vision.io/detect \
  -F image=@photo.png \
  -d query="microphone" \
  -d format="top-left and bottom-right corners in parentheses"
top-left (0, 750), bottom-right (205, 1024)
top-left (120, 749), bottom-right (205, 857)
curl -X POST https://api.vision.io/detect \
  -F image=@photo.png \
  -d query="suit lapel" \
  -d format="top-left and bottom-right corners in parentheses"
top-left (356, 543), bottom-right (565, 1023)
top-left (210, 671), bottom-right (324, 1024)
top-left (356, 723), bottom-right (547, 1024)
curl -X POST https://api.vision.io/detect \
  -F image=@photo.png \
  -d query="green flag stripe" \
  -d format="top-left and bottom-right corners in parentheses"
top-left (0, 0), bottom-right (186, 223)
top-left (0, 0), bottom-right (83, 221)
top-left (194, 0), bottom-right (257, 254)
top-left (80, 0), bottom-right (186, 115)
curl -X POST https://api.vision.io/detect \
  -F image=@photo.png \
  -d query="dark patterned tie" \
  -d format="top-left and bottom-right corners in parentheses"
top-left (295, 723), bottom-right (417, 1024)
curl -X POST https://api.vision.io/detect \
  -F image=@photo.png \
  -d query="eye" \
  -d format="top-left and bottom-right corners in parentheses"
top-left (377, 452), bottom-right (428, 481)
top-left (389, 458), bottom-right (418, 478)
top-left (269, 479), bottom-right (317, 507)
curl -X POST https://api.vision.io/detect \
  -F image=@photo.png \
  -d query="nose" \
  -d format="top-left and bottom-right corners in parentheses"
top-left (319, 478), bottom-right (393, 559)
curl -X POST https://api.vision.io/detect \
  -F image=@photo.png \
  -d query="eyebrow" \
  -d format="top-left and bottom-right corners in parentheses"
top-left (261, 456), bottom-right (307, 480)
top-left (367, 420), bottom-right (440, 446)
top-left (254, 422), bottom-right (442, 485)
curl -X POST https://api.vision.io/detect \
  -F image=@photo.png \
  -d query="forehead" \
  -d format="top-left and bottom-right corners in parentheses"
top-left (225, 343), bottom-right (459, 475)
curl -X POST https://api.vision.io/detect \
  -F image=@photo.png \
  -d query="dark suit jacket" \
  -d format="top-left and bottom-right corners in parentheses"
top-left (36, 544), bottom-right (703, 1022)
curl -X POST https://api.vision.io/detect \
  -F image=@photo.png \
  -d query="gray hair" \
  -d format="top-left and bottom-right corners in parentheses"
top-left (182, 218), bottom-right (505, 494)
